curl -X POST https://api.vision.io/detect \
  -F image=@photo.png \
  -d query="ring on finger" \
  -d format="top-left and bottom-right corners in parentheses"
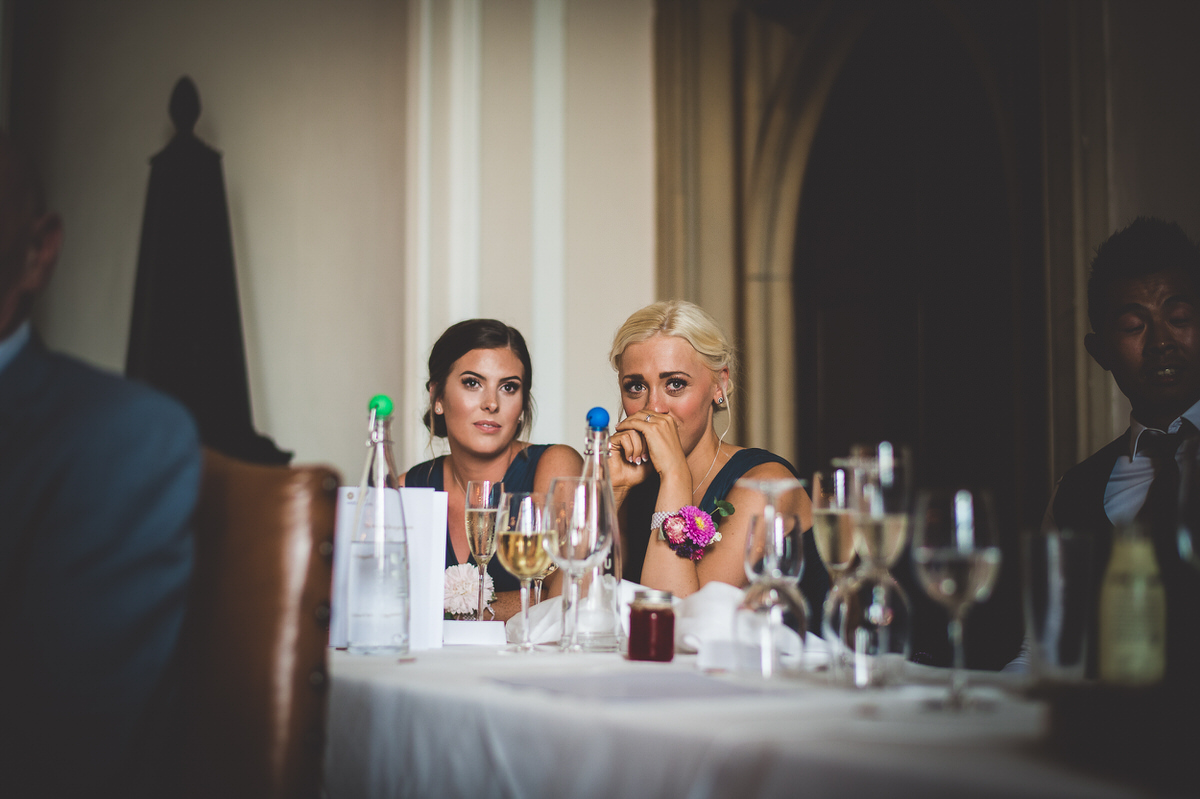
top-left (645, 415), bottom-right (651, 422)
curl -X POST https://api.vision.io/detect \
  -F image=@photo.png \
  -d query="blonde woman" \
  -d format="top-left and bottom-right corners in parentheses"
top-left (607, 301), bottom-right (828, 614)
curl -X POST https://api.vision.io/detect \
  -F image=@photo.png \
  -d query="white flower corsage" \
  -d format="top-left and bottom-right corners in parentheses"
top-left (444, 563), bottom-right (497, 619)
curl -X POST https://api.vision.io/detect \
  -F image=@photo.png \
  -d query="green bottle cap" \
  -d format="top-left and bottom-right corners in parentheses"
top-left (368, 393), bottom-right (394, 417)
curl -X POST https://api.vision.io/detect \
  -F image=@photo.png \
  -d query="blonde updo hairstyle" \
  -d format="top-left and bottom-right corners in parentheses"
top-left (609, 300), bottom-right (736, 408)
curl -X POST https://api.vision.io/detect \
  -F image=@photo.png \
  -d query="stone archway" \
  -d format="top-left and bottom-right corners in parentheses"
top-left (733, 3), bottom-right (872, 464)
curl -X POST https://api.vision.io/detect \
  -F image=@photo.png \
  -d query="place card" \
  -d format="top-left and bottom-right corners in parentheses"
top-left (443, 620), bottom-right (508, 646)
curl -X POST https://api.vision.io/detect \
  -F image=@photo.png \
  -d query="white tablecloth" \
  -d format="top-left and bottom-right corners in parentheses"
top-left (324, 648), bottom-right (1141, 799)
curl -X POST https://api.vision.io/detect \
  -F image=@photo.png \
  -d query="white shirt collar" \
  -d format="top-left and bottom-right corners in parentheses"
top-left (1127, 396), bottom-right (1200, 458)
top-left (0, 320), bottom-right (31, 379)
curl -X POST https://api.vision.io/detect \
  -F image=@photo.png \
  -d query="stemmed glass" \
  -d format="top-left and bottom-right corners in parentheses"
top-left (532, 564), bottom-right (558, 606)
top-left (912, 488), bottom-right (1002, 708)
top-left (735, 478), bottom-right (808, 677)
top-left (838, 443), bottom-right (912, 687)
top-left (465, 480), bottom-right (504, 622)
top-left (545, 476), bottom-right (614, 652)
top-left (494, 491), bottom-right (552, 652)
top-left (811, 464), bottom-right (857, 677)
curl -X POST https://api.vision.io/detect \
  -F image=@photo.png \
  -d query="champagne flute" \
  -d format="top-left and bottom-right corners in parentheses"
top-left (465, 480), bottom-right (503, 622)
top-left (912, 488), bottom-right (1002, 709)
top-left (545, 476), bottom-right (614, 652)
top-left (736, 478), bottom-right (808, 677)
top-left (495, 491), bottom-right (553, 652)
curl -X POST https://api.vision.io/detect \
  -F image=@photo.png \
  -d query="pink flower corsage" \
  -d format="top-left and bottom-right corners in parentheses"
top-left (663, 505), bottom-right (722, 561)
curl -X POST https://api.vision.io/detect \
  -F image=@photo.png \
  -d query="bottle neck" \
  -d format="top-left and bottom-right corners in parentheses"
top-left (367, 416), bottom-right (400, 488)
top-left (583, 427), bottom-right (609, 481)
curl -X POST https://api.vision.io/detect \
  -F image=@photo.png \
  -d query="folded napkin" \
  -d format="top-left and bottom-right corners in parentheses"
top-left (508, 578), bottom-right (828, 673)
top-left (677, 581), bottom-right (828, 672)
top-left (674, 581), bottom-right (743, 654)
top-left (506, 578), bottom-right (646, 644)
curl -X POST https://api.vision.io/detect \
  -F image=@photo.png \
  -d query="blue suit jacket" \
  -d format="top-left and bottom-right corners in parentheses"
top-left (0, 335), bottom-right (201, 796)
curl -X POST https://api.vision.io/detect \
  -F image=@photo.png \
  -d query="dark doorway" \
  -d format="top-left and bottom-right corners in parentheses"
top-left (792, 2), bottom-right (1046, 668)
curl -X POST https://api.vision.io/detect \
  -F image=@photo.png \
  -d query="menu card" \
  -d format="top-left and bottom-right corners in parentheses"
top-left (329, 486), bottom-right (448, 651)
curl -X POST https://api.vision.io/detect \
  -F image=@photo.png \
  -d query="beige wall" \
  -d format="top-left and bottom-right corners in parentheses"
top-left (402, 0), bottom-right (654, 468)
top-left (12, 0), bottom-right (655, 481)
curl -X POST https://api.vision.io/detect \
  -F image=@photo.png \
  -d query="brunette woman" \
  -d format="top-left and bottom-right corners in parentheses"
top-left (401, 319), bottom-right (582, 622)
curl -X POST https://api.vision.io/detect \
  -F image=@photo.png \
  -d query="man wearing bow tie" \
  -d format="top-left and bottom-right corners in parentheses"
top-left (0, 135), bottom-right (201, 797)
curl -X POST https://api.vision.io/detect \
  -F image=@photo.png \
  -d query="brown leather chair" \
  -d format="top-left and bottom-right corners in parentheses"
top-left (175, 449), bottom-right (339, 799)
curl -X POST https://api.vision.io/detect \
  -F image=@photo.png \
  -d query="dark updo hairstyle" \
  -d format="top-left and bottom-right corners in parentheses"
top-left (423, 319), bottom-right (535, 439)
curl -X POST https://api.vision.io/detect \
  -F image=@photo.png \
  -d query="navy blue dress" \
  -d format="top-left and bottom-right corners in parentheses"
top-left (405, 444), bottom-right (549, 593)
top-left (621, 448), bottom-right (829, 629)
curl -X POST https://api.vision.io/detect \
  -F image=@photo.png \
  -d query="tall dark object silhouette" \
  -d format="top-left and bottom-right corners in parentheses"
top-left (126, 77), bottom-right (291, 465)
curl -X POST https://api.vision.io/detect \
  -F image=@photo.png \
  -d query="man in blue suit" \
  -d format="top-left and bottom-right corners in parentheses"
top-left (0, 135), bottom-right (202, 796)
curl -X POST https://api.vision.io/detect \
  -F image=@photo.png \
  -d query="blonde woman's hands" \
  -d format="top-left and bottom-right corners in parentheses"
top-left (607, 426), bottom-right (652, 490)
top-left (610, 411), bottom-right (691, 492)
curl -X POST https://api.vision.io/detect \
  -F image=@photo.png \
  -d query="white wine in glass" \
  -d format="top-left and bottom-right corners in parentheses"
top-left (912, 487), bottom-right (1002, 709)
top-left (811, 467), bottom-right (857, 678)
top-left (465, 480), bottom-right (503, 622)
top-left (912, 548), bottom-right (1001, 611)
top-left (812, 508), bottom-right (857, 583)
top-left (853, 513), bottom-right (909, 568)
top-left (496, 531), bottom-right (555, 580)
top-left (495, 491), bottom-right (553, 652)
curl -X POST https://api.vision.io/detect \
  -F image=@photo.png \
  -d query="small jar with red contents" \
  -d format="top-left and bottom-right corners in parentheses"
top-left (628, 590), bottom-right (675, 662)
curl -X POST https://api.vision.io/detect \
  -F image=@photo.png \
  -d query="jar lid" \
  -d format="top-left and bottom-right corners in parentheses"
top-left (633, 589), bottom-right (674, 604)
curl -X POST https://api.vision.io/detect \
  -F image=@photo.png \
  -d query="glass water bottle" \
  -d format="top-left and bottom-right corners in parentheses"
top-left (346, 393), bottom-right (410, 655)
top-left (573, 406), bottom-right (625, 652)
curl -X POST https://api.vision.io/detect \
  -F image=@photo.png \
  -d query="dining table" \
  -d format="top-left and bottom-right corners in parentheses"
top-left (323, 644), bottom-right (1171, 799)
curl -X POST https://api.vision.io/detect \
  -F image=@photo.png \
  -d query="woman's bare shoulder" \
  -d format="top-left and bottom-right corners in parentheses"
top-left (535, 444), bottom-right (584, 480)
top-left (737, 458), bottom-right (795, 482)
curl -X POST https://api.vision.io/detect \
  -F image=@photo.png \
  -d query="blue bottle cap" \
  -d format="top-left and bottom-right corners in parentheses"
top-left (586, 407), bottom-right (610, 430)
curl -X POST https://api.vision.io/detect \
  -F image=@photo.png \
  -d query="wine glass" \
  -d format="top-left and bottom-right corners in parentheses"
top-left (465, 480), bottom-right (503, 622)
top-left (912, 488), bottom-right (1002, 709)
top-left (811, 465), bottom-right (857, 677)
top-left (545, 476), bottom-right (615, 652)
top-left (839, 443), bottom-right (912, 687)
top-left (531, 563), bottom-right (558, 606)
top-left (494, 491), bottom-right (552, 652)
top-left (735, 478), bottom-right (808, 677)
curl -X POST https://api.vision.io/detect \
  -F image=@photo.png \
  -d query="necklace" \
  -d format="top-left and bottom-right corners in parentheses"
top-left (691, 443), bottom-right (724, 500)
top-left (449, 463), bottom-right (466, 493)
